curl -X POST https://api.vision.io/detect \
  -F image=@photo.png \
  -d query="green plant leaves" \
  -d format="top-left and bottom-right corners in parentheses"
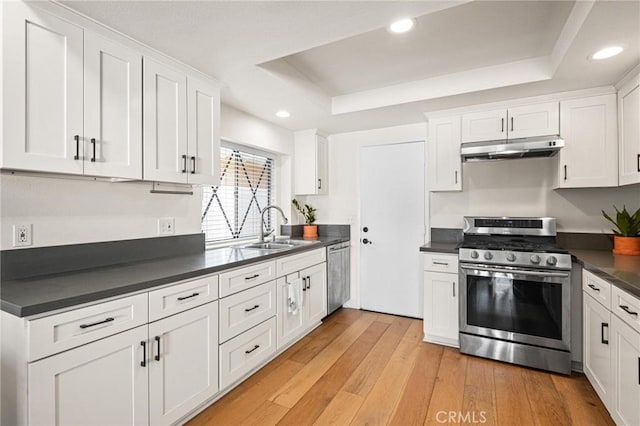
top-left (292, 198), bottom-right (317, 225)
top-left (602, 205), bottom-right (640, 237)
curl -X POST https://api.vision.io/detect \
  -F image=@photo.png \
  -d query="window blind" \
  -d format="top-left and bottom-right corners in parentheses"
top-left (202, 144), bottom-right (274, 243)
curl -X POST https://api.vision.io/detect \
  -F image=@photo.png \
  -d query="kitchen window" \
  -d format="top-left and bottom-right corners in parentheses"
top-left (202, 143), bottom-right (274, 244)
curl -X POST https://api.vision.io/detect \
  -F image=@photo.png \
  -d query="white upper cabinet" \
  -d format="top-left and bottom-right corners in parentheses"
top-left (84, 33), bottom-right (142, 179)
top-left (187, 76), bottom-right (221, 185)
top-left (143, 58), bottom-right (189, 183)
top-left (144, 61), bottom-right (220, 185)
top-left (2, 2), bottom-right (84, 175)
top-left (294, 130), bottom-right (328, 195)
top-left (618, 74), bottom-right (640, 186)
top-left (507, 102), bottom-right (559, 139)
top-left (461, 108), bottom-right (507, 143)
top-left (428, 116), bottom-right (462, 192)
top-left (557, 94), bottom-right (618, 188)
top-left (461, 102), bottom-right (559, 143)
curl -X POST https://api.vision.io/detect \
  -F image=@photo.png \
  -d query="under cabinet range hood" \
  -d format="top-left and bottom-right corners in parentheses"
top-left (460, 135), bottom-right (564, 162)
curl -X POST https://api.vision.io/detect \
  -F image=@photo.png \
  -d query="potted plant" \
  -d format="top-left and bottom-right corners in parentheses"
top-left (292, 198), bottom-right (318, 239)
top-left (602, 205), bottom-right (640, 255)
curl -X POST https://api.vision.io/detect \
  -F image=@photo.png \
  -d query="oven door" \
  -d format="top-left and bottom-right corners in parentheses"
top-left (459, 263), bottom-right (570, 351)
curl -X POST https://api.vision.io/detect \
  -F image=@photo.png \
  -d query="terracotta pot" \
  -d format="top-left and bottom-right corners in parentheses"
top-left (303, 225), bottom-right (318, 239)
top-left (613, 236), bottom-right (640, 256)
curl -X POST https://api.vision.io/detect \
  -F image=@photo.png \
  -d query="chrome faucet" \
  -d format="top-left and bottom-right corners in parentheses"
top-left (259, 205), bottom-right (288, 242)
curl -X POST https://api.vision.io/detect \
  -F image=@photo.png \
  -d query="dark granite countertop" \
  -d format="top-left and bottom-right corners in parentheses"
top-left (419, 242), bottom-right (460, 254)
top-left (1, 237), bottom-right (348, 318)
top-left (570, 249), bottom-right (640, 298)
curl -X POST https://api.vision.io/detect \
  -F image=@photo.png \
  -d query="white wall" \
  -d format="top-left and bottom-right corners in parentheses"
top-left (220, 104), bottom-right (294, 219)
top-left (0, 174), bottom-right (203, 250)
top-left (0, 105), bottom-right (293, 250)
top-left (305, 123), bottom-right (428, 309)
top-left (431, 159), bottom-right (640, 232)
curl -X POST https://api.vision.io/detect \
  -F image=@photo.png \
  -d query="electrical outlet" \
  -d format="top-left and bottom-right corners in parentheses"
top-left (13, 224), bottom-right (32, 247)
top-left (158, 218), bottom-right (175, 236)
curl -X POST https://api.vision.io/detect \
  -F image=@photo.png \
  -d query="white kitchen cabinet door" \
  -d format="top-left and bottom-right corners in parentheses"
top-left (428, 116), bottom-right (462, 191)
top-left (461, 108), bottom-right (507, 143)
top-left (618, 74), bottom-right (640, 186)
top-left (187, 76), bottom-right (220, 185)
top-left (2, 2), bottom-right (84, 175)
top-left (148, 301), bottom-right (219, 426)
top-left (294, 130), bottom-right (328, 195)
top-left (143, 57), bottom-right (188, 183)
top-left (507, 102), bottom-right (559, 139)
top-left (583, 293), bottom-right (613, 408)
top-left (558, 94), bottom-right (618, 188)
top-left (276, 275), bottom-right (306, 349)
top-left (28, 326), bottom-right (149, 426)
top-left (84, 32), bottom-right (142, 179)
top-left (302, 262), bottom-right (328, 326)
top-left (423, 271), bottom-right (459, 347)
top-left (610, 314), bottom-right (640, 426)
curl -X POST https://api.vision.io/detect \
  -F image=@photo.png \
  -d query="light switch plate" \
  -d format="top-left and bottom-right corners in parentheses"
top-left (158, 218), bottom-right (175, 236)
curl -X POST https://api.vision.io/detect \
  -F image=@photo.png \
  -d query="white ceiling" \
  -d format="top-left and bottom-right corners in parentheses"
top-left (60, 0), bottom-right (640, 135)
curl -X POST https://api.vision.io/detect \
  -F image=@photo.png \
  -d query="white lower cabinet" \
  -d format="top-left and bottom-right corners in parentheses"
top-left (276, 262), bottom-right (328, 350)
top-left (423, 253), bottom-right (459, 347)
top-left (29, 325), bottom-right (150, 426)
top-left (219, 317), bottom-right (277, 389)
top-left (148, 301), bottom-right (219, 426)
top-left (583, 269), bottom-right (640, 426)
top-left (583, 292), bottom-right (612, 407)
top-left (610, 314), bottom-right (640, 426)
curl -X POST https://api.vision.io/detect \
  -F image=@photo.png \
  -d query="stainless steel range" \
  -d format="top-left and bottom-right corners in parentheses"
top-left (458, 216), bottom-right (572, 374)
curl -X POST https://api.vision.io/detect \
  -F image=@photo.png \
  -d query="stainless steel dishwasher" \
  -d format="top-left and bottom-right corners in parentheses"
top-left (327, 241), bottom-right (350, 315)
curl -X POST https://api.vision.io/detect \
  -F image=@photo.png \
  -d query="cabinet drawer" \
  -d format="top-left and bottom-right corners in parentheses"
top-left (219, 261), bottom-right (276, 298)
top-left (219, 317), bottom-right (276, 389)
top-left (276, 248), bottom-right (326, 277)
top-left (612, 286), bottom-right (640, 333)
top-left (27, 294), bottom-right (148, 362)
top-left (219, 281), bottom-right (276, 343)
top-left (148, 273), bottom-right (219, 322)
top-left (423, 253), bottom-right (459, 273)
top-left (583, 269), bottom-right (611, 310)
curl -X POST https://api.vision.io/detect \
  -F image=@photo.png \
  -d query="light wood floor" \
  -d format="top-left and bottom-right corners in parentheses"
top-left (188, 308), bottom-right (614, 426)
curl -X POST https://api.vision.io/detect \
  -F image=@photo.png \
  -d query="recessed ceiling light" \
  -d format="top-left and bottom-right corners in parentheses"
top-left (591, 46), bottom-right (624, 60)
top-left (276, 110), bottom-right (290, 118)
top-left (388, 18), bottom-right (415, 34)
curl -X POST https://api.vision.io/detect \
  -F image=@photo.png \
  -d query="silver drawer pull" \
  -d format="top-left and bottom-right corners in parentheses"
top-left (620, 305), bottom-right (638, 317)
top-left (177, 292), bottom-right (199, 301)
top-left (244, 304), bottom-right (260, 312)
top-left (245, 344), bottom-right (260, 354)
top-left (433, 261), bottom-right (449, 266)
top-left (588, 284), bottom-right (600, 292)
top-left (245, 274), bottom-right (260, 280)
top-left (79, 317), bottom-right (114, 329)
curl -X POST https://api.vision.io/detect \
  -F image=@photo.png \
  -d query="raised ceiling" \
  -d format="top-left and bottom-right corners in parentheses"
top-left (59, 0), bottom-right (640, 134)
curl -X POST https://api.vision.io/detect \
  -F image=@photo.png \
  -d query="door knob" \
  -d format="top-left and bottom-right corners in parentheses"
top-left (363, 227), bottom-right (368, 232)
top-left (362, 238), bottom-right (372, 245)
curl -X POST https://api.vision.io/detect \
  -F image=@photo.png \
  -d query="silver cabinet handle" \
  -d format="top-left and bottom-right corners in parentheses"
top-left (452, 282), bottom-right (456, 297)
top-left (510, 116), bottom-right (514, 132)
top-left (433, 261), bottom-right (449, 266)
top-left (454, 170), bottom-right (458, 184)
top-left (501, 118), bottom-right (504, 132)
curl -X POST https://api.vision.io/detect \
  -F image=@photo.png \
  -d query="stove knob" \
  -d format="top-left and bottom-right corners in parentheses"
top-left (484, 252), bottom-right (493, 260)
top-left (506, 253), bottom-right (516, 262)
top-left (547, 256), bottom-right (558, 266)
top-left (530, 254), bottom-right (541, 264)
top-left (470, 251), bottom-right (479, 259)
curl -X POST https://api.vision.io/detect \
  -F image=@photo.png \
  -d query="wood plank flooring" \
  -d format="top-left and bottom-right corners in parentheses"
top-left (188, 308), bottom-right (614, 426)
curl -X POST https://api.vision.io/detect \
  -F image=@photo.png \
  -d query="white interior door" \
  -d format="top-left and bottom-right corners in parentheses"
top-left (360, 141), bottom-right (425, 318)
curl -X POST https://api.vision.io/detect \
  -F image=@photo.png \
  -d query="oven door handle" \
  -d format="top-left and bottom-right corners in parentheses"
top-left (460, 264), bottom-right (570, 278)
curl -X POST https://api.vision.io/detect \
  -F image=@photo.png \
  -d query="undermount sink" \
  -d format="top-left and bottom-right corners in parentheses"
top-left (241, 239), bottom-right (319, 251)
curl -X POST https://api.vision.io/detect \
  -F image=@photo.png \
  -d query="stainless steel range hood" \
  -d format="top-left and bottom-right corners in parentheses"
top-left (460, 135), bottom-right (564, 162)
